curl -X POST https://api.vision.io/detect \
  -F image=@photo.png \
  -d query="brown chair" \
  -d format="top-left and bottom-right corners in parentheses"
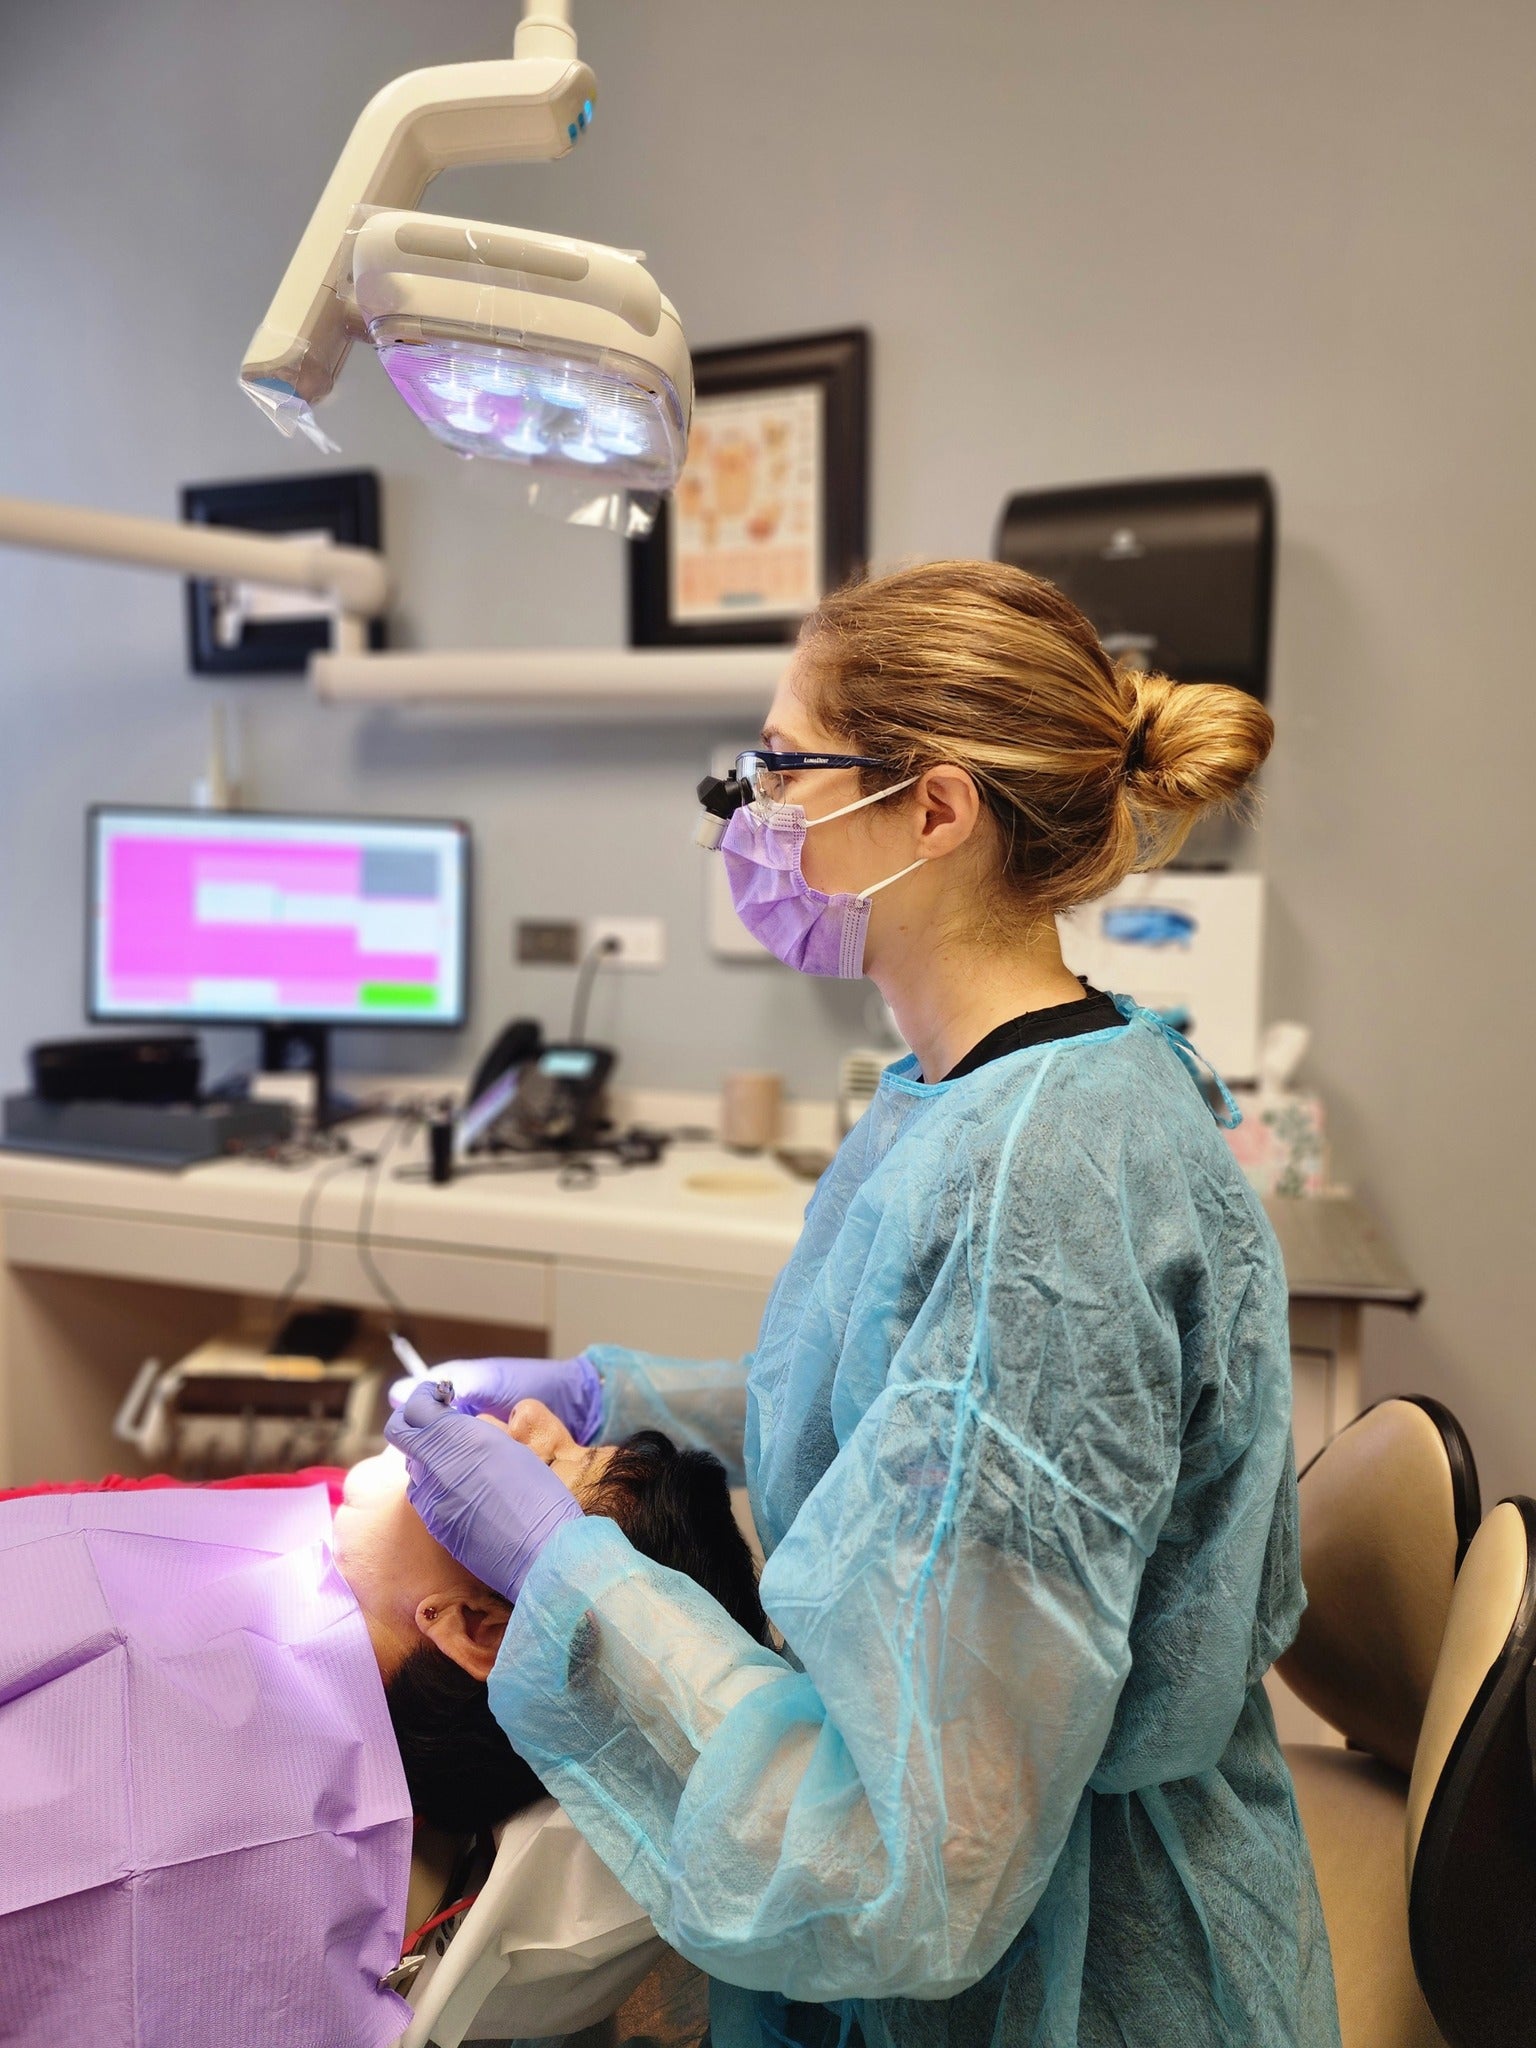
top-left (1277, 1396), bottom-right (1481, 2048)
top-left (1405, 1497), bottom-right (1536, 2048)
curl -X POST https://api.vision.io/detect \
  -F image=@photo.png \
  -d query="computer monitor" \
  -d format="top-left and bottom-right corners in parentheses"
top-left (88, 806), bottom-right (470, 1118)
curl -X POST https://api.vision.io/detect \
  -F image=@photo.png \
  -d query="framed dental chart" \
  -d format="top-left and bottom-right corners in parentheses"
top-left (628, 328), bottom-right (870, 647)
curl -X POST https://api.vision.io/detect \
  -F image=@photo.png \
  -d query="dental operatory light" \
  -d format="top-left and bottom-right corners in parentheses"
top-left (239, 1), bottom-right (691, 523)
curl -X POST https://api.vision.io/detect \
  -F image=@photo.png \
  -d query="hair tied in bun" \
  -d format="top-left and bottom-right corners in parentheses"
top-left (799, 561), bottom-right (1273, 916)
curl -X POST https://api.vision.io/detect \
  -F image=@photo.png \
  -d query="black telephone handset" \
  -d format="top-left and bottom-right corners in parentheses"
top-left (465, 1018), bottom-right (544, 1111)
top-left (460, 1019), bottom-right (617, 1155)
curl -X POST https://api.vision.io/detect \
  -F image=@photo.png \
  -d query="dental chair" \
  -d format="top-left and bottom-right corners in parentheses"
top-left (397, 1798), bottom-right (667, 2046)
top-left (1276, 1396), bottom-right (1481, 2048)
top-left (1406, 1496), bottom-right (1536, 2048)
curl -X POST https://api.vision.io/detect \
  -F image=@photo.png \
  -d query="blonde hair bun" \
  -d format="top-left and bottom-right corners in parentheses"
top-left (1123, 669), bottom-right (1274, 820)
top-left (801, 560), bottom-right (1274, 914)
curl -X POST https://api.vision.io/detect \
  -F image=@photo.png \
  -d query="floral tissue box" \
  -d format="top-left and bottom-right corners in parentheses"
top-left (1224, 1091), bottom-right (1328, 1198)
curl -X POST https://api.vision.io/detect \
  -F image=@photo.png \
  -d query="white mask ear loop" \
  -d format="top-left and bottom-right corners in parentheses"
top-left (801, 774), bottom-right (919, 830)
top-left (797, 773), bottom-right (926, 900)
top-left (858, 856), bottom-right (926, 902)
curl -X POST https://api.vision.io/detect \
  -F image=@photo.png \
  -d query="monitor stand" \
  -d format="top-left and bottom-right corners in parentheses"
top-left (260, 1024), bottom-right (351, 1131)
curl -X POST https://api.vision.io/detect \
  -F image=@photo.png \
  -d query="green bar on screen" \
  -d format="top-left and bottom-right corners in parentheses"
top-left (359, 982), bottom-right (437, 1011)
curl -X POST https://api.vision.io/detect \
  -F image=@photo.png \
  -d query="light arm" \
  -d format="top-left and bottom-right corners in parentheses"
top-left (240, 30), bottom-right (596, 422)
top-left (0, 495), bottom-right (388, 653)
top-left (514, 3), bottom-right (576, 59)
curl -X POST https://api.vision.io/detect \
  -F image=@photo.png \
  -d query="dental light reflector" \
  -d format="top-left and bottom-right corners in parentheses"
top-left (350, 208), bottom-right (691, 492)
top-left (239, 17), bottom-right (693, 496)
top-left (378, 339), bottom-right (686, 488)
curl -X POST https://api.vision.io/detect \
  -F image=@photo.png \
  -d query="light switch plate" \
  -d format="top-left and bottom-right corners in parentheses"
top-left (515, 919), bottom-right (581, 965)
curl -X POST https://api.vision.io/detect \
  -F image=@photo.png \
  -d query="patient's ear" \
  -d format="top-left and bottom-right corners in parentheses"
top-left (416, 1592), bottom-right (510, 1682)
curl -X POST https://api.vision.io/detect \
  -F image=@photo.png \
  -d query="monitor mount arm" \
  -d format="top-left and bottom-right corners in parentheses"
top-left (239, 0), bottom-right (597, 438)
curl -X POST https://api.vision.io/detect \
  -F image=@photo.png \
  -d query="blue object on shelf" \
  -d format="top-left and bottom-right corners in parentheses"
top-left (1100, 905), bottom-right (1198, 948)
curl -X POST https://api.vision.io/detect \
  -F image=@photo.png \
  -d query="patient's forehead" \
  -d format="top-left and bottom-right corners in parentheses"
top-left (336, 1421), bottom-right (617, 1576)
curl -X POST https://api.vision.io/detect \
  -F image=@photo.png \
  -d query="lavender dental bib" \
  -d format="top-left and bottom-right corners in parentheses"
top-left (0, 1484), bottom-right (414, 2048)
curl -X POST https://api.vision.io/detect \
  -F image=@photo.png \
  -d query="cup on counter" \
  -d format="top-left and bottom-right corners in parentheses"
top-left (719, 1071), bottom-right (783, 1153)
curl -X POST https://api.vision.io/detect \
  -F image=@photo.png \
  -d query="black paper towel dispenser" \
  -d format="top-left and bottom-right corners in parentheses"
top-left (995, 472), bottom-right (1276, 702)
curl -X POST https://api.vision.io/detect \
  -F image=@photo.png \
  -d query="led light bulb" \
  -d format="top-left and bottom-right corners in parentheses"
top-left (500, 416), bottom-right (549, 458)
top-left (563, 427), bottom-right (609, 465)
top-left (473, 355), bottom-right (530, 398)
top-left (593, 404), bottom-right (648, 458)
top-left (422, 358), bottom-right (481, 404)
top-left (535, 368), bottom-right (588, 411)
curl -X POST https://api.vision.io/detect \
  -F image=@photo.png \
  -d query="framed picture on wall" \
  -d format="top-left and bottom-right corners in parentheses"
top-left (628, 328), bottom-right (870, 647)
top-left (180, 469), bottom-right (386, 676)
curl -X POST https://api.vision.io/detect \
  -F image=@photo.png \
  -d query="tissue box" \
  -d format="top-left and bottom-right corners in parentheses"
top-left (1058, 872), bottom-right (1265, 1082)
top-left (1224, 1090), bottom-right (1328, 1197)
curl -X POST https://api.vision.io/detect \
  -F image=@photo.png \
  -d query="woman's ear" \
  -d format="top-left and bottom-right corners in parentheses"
top-left (914, 764), bottom-right (983, 854)
top-left (416, 1592), bottom-right (510, 1682)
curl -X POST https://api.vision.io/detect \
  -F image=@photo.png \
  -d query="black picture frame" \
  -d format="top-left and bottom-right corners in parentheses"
top-left (628, 327), bottom-right (870, 647)
top-left (180, 469), bottom-right (386, 676)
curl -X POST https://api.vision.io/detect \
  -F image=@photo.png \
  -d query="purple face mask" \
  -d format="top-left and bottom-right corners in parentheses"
top-left (719, 780), bottom-right (921, 978)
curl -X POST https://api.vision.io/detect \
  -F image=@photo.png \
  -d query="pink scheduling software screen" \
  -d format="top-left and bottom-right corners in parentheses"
top-left (89, 811), bottom-right (468, 1024)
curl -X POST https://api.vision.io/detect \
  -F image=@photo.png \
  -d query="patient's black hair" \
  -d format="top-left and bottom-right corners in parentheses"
top-left (584, 1430), bottom-right (769, 1644)
top-left (385, 1638), bottom-right (543, 1837)
top-left (386, 1429), bottom-right (766, 1835)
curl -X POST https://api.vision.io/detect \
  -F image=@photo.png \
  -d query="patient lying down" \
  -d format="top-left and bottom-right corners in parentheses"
top-left (340, 1403), bottom-right (768, 1831)
top-left (0, 1405), bottom-right (765, 2048)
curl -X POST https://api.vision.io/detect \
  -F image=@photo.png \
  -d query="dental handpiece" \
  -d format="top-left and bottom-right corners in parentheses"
top-left (389, 1331), bottom-right (430, 1379)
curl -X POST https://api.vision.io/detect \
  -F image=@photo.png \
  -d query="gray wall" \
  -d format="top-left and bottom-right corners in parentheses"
top-left (2, 2), bottom-right (1533, 1488)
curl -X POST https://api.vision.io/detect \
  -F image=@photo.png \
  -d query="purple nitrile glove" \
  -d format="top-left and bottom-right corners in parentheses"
top-left (385, 1381), bottom-right (584, 1603)
top-left (386, 1354), bottom-right (604, 1444)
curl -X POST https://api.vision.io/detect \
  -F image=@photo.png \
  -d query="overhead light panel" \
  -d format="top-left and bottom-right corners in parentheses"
top-left (239, 3), bottom-right (690, 519)
top-left (354, 213), bottom-right (688, 494)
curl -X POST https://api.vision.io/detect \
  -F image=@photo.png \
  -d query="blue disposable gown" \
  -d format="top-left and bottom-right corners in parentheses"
top-left (490, 1002), bottom-right (1340, 2046)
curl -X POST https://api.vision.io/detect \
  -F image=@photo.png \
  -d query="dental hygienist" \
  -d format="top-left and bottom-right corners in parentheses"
top-left (389, 561), bottom-right (1340, 2047)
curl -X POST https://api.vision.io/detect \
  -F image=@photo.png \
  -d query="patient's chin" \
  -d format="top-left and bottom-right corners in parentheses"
top-left (332, 1452), bottom-right (411, 1596)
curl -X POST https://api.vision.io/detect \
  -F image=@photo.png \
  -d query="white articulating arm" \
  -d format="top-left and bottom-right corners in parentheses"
top-left (0, 495), bottom-right (389, 653)
top-left (310, 644), bottom-right (787, 714)
top-left (241, 14), bottom-right (596, 415)
top-left (514, 0), bottom-right (576, 61)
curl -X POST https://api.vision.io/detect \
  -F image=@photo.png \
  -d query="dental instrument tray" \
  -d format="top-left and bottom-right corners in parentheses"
top-left (114, 1325), bottom-right (386, 1476)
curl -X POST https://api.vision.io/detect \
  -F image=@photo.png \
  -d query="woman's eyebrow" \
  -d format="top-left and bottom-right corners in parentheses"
top-left (761, 727), bottom-right (805, 751)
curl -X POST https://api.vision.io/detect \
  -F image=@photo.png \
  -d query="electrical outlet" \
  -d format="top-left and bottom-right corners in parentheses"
top-left (516, 918), bottom-right (581, 966)
top-left (585, 916), bottom-right (667, 969)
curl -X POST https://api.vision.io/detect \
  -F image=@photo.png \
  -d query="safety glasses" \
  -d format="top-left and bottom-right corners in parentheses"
top-left (733, 749), bottom-right (893, 804)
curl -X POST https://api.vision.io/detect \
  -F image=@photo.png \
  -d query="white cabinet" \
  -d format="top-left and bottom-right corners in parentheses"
top-left (552, 1261), bottom-right (769, 1361)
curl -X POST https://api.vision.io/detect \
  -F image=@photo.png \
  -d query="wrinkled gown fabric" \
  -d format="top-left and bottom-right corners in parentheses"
top-left (0, 1485), bottom-right (413, 2048)
top-left (490, 1002), bottom-right (1340, 2047)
